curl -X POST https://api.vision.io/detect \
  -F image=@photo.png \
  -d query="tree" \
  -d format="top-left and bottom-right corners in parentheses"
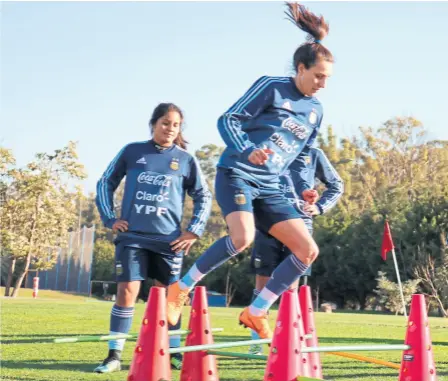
top-left (311, 118), bottom-right (448, 311)
top-left (0, 147), bottom-right (17, 295)
top-left (195, 144), bottom-right (224, 187)
top-left (91, 239), bottom-right (116, 281)
top-left (399, 195), bottom-right (448, 317)
top-left (374, 271), bottom-right (420, 315)
top-left (0, 142), bottom-right (86, 297)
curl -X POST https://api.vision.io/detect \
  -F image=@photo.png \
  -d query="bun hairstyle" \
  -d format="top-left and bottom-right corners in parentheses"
top-left (285, 2), bottom-right (333, 71)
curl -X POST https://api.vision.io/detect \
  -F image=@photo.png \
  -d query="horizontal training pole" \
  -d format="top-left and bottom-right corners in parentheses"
top-left (328, 351), bottom-right (401, 370)
top-left (169, 334), bottom-right (310, 355)
top-left (54, 328), bottom-right (224, 343)
top-left (169, 339), bottom-right (272, 354)
top-left (302, 344), bottom-right (410, 353)
top-left (171, 342), bottom-right (410, 355)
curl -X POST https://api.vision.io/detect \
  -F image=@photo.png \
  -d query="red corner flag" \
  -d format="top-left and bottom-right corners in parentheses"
top-left (381, 221), bottom-right (394, 260)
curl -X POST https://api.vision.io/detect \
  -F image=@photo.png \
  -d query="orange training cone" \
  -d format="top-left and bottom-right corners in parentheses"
top-left (399, 294), bottom-right (437, 381)
top-left (127, 286), bottom-right (171, 381)
top-left (180, 286), bottom-right (219, 381)
top-left (299, 285), bottom-right (323, 379)
top-left (264, 289), bottom-right (302, 381)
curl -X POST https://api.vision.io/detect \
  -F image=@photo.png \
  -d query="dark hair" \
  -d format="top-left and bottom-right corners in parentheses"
top-left (285, 2), bottom-right (333, 71)
top-left (149, 103), bottom-right (188, 149)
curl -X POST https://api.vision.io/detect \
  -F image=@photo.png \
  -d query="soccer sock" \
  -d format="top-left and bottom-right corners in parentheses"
top-left (169, 315), bottom-right (182, 349)
top-left (108, 304), bottom-right (135, 356)
top-left (249, 255), bottom-right (309, 316)
top-left (250, 289), bottom-right (261, 340)
top-left (179, 236), bottom-right (240, 291)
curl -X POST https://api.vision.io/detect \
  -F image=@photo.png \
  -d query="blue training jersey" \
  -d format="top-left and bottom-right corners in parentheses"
top-left (287, 147), bottom-right (344, 215)
top-left (96, 140), bottom-right (212, 247)
top-left (217, 76), bottom-right (323, 186)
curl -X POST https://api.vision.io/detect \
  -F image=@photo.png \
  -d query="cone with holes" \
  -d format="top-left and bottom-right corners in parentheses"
top-left (399, 294), bottom-right (437, 381)
top-left (264, 289), bottom-right (302, 381)
top-left (180, 286), bottom-right (219, 381)
top-left (127, 286), bottom-right (171, 381)
top-left (299, 285), bottom-right (323, 379)
top-left (295, 289), bottom-right (311, 377)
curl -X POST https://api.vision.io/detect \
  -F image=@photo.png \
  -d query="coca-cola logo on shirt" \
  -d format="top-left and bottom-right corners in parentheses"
top-left (137, 172), bottom-right (172, 187)
top-left (282, 117), bottom-right (309, 140)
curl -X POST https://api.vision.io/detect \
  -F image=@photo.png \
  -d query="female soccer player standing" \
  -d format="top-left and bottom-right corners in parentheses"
top-left (168, 2), bottom-right (334, 339)
top-left (94, 103), bottom-right (212, 373)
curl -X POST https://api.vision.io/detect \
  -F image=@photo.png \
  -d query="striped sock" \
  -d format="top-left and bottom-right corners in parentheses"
top-left (179, 264), bottom-right (204, 291)
top-left (179, 236), bottom-right (240, 291)
top-left (249, 255), bottom-right (309, 316)
top-left (108, 305), bottom-right (134, 351)
top-left (250, 289), bottom-right (261, 340)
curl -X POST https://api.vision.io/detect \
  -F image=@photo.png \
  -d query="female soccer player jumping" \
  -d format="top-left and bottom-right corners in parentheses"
top-left (168, 2), bottom-right (335, 340)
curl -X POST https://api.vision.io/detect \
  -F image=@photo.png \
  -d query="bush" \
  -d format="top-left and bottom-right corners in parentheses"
top-left (374, 271), bottom-right (420, 315)
top-left (91, 239), bottom-right (115, 281)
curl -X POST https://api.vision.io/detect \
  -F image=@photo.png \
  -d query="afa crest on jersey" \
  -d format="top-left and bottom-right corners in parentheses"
top-left (234, 192), bottom-right (247, 205)
top-left (170, 158), bottom-right (180, 171)
top-left (116, 262), bottom-right (123, 276)
top-left (309, 109), bottom-right (318, 125)
top-left (305, 156), bottom-right (312, 165)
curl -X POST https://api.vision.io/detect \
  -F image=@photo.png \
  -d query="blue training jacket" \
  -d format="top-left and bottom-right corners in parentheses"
top-left (96, 140), bottom-right (212, 248)
top-left (217, 76), bottom-right (323, 186)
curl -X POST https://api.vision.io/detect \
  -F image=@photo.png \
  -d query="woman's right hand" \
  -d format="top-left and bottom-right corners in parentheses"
top-left (248, 147), bottom-right (274, 166)
top-left (112, 219), bottom-right (129, 233)
top-left (302, 189), bottom-right (319, 204)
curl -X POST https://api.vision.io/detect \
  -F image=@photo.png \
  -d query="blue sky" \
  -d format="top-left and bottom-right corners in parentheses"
top-left (2, 1), bottom-right (448, 194)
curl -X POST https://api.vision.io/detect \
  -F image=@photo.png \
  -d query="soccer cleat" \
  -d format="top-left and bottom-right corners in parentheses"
top-left (93, 357), bottom-right (121, 373)
top-left (167, 281), bottom-right (190, 326)
top-left (239, 307), bottom-right (273, 339)
top-left (248, 343), bottom-right (263, 355)
top-left (170, 352), bottom-right (183, 370)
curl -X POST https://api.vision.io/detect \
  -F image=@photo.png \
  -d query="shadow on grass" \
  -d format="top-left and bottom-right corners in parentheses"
top-left (319, 336), bottom-right (448, 347)
top-left (211, 334), bottom-right (261, 343)
top-left (319, 336), bottom-right (404, 345)
top-left (330, 372), bottom-right (397, 379)
top-left (0, 359), bottom-right (98, 373)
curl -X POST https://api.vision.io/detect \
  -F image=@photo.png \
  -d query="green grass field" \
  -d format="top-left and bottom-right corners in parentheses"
top-left (2, 290), bottom-right (447, 381)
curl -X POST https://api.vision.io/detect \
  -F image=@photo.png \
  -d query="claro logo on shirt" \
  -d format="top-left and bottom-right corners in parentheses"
top-left (137, 172), bottom-right (172, 186)
top-left (269, 133), bottom-right (299, 154)
top-left (281, 117), bottom-right (309, 140)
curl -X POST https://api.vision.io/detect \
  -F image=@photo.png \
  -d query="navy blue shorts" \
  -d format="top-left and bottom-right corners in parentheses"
top-left (114, 243), bottom-right (183, 285)
top-left (215, 168), bottom-right (302, 232)
top-left (250, 225), bottom-right (313, 277)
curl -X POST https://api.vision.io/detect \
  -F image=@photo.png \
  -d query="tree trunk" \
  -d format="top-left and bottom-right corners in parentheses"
top-left (11, 253), bottom-right (32, 297)
top-left (11, 195), bottom-right (40, 298)
top-left (224, 265), bottom-right (236, 307)
top-left (434, 296), bottom-right (448, 318)
top-left (4, 257), bottom-right (16, 296)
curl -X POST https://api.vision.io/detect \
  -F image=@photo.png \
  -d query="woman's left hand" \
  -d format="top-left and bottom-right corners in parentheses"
top-left (303, 203), bottom-right (321, 216)
top-left (170, 231), bottom-right (199, 255)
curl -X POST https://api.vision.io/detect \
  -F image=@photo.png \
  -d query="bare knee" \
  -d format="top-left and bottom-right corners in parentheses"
top-left (292, 240), bottom-right (319, 266)
top-left (230, 229), bottom-right (255, 252)
top-left (116, 281), bottom-right (140, 307)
